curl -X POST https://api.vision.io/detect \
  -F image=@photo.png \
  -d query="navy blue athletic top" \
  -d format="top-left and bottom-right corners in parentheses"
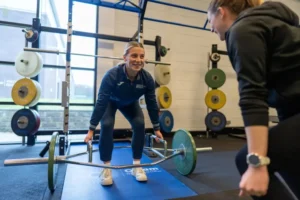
top-left (89, 63), bottom-right (160, 131)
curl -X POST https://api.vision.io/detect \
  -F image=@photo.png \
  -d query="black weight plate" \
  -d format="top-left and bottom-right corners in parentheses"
top-left (11, 109), bottom-right (39, 137)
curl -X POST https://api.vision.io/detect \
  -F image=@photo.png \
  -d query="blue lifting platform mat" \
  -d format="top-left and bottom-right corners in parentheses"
top-left (61, 141), bottom-right (197, 200)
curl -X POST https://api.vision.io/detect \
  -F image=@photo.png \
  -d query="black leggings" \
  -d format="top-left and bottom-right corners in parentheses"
top-left (98, 101), bottom-right (145, 162)
top-left (235, 113), bottom-right (300, 200)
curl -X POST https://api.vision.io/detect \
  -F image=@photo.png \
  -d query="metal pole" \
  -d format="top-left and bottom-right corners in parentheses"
top-left (62, 152), bottom-right (181, 169)
top-left (62, 0), bottom-right (73, 148)
top-left (138, 0), bottom-right (148, 45)
top-left (144, 147), bottom-right (213, 152)
top-left (36, 0), bottom-right (41, 19)
top-left (4, 152), bottom-right (181, 169)
top-left (23, 47), bottom-right (171, 65)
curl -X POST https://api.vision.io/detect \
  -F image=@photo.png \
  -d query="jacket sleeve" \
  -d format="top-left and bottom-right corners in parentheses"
top-left (144, 76), bottom-right (160, 131)
top-left (225, 22), bottom-right (270, 127)
top-left (89, 72), bottom-right (115, 131)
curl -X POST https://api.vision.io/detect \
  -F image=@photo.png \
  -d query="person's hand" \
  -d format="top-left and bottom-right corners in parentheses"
top-left (239, 166), bottom-right (269, 197)
top-left (84, 130), bottom-right (94, 143)
top-left (154, 130), bottom-right (164, 143)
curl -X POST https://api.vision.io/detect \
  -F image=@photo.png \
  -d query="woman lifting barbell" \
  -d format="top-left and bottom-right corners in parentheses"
top-left (84, 41), bottom-right (164, 186)
top-left (207, 0), bottom-right (300, 199)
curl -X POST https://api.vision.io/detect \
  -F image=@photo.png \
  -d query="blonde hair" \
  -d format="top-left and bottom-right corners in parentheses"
top-left (208, 0), bottom-right (264, 15)
top-left (123, 41), bottom-right (144, 56)
top-left (117, 41), bottom-right (144, 65)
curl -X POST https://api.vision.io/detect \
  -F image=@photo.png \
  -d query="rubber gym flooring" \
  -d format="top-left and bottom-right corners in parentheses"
top-left (0, 134), bottom-right (252, 200)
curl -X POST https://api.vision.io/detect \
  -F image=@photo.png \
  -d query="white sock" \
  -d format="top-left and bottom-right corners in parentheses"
top-left (104, 162), bottom-right (111, 166)
top-left (133, 160), bottom-right (140, 165)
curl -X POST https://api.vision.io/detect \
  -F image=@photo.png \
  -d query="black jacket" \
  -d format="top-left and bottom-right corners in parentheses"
top-left (225, 1), bottom-right (300, 127)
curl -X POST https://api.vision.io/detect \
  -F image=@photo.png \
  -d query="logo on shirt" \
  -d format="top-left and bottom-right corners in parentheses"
top-left (117, 82), bottom-right (124, 86)
top-left (136, 84), bottom-right (144, 89)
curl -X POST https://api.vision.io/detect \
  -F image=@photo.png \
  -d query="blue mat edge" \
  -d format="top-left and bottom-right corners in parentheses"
top-left (63, 141), bottom-right (198, 199)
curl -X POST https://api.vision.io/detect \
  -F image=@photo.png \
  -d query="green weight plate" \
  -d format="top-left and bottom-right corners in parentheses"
top-left (205, 68), bottom-right (226, 89)
top-left (172, 129), bottom-right (197, 176)
top-left (48, 132), bottom-right (59, 192)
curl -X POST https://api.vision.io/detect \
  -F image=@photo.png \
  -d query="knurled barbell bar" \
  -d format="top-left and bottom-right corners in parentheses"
top-left (23, 47), bottom-right (171, 66)
top-left (4, 129), bottom-right (212, 193)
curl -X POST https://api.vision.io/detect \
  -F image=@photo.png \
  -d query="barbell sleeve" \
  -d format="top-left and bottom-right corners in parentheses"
top-left (4, 156), bottom-right (66, 166)
top-left (196, 147), bottom-right (213, 152)
top-left (4, 157), bottom-right (49, 166)
top-left (87, 141), bottom-right (93, 163)
top-left (23, 47), bottom-right (171, 65)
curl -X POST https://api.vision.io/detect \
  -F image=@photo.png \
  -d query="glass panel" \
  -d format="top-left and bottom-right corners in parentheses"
top-left (0, 65), bottom-right (24, 102)
top-left (39, 32), bottom-right (96, 69)
top-left (0, 26), bottom-right (96, 67)
top-left (0, 26), bottom-right (27, 62)
top-left (40, 0), bottom-right (97, 32)
top-left (0, 105), bottom-right (27, 143)
top-left (39, 68), bottom-right (94, 104)
top-left (37, 105), bottom-right (94, 131)
top-left (0, 105), bottom-right (93, 143)
top-left (0, 0), bottom-right (37, 24)
top-left (0, 65), bottom-right (94, 104)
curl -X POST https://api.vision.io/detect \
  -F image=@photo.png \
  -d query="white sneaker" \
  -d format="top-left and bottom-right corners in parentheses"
top-left (132, 167), bottom-right (147, 182)
top-left (99, 169), bottom-right (113, 186)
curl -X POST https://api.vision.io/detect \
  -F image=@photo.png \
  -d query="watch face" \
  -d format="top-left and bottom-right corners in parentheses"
top-left (248, 154), bottom-right (260, 165)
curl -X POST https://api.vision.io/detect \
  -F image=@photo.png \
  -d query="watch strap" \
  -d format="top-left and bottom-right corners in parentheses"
top-left (259, 155), bottom-right (270, 166)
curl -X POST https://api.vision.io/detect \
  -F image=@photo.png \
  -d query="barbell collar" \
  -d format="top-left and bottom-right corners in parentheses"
top-left (23, 47), bottom-right (171, 66)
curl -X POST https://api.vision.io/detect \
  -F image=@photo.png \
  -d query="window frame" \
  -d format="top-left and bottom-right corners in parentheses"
top-left (0, 0), bottom-right (99, 139)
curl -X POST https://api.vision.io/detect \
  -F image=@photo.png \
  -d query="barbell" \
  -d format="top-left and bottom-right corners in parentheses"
top-left (4, 129), bottom-right (212, 193)
top-left (23, 47), bottom-right (171, 66)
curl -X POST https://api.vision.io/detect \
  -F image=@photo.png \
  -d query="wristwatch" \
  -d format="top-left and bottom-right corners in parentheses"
top-left (246, 153), bottom-right (270, 167)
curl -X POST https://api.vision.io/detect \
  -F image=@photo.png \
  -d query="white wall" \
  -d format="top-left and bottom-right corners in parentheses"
top-left (95, 0), bottom-right (300, 131)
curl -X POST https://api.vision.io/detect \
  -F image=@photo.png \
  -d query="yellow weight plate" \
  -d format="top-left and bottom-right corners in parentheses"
top-left (11, 78), bottom-right (38, 106)
top-left (205, 89), bottom-right (226, 110)
top-left (156, 86), bottom-right (172, 109)
top-left (27, 80), bottom-right (42, 107)
top-left (154, 64), bottom-right (171, 85)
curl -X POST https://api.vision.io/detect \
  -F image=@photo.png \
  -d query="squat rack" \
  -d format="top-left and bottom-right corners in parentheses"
top-left (0, 0), bottom-right (210, 148)
top-left (58, 0), bottom-right (210, 155)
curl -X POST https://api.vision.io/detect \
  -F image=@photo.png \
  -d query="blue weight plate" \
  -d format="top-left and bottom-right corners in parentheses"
top-left (159, 110), bottom-right (174, 133)
top-left (205, 111), bottom-right (226, 132)
top-left (11, 109), bottom-right (39, 137)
